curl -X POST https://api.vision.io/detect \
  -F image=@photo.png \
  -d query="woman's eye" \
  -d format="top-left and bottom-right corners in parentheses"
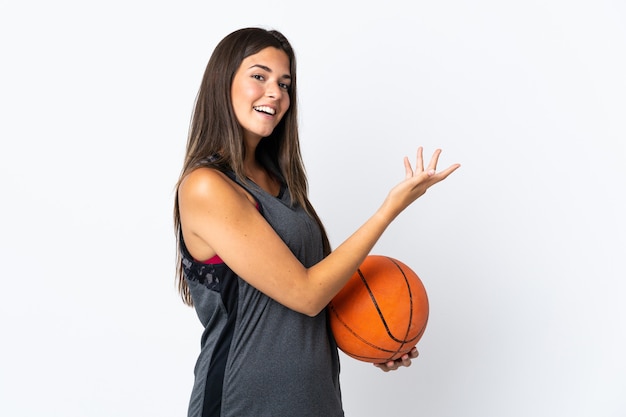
top-left (252, 74), bottom-right (264, 81)
top-left (279, 82), bottom-right (290, 90)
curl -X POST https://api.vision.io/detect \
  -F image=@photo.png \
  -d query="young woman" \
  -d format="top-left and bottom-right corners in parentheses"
top-left (174, 27), bottom-right (460, 417)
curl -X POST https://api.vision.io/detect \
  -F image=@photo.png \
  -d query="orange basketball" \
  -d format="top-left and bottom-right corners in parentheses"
top-left (328, 255), bottom-right (429, 363)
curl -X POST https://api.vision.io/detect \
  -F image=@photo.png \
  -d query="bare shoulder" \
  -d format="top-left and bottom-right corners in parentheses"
top-left (180, 167), bottom-right (230, 196)
top-left (178, 167), bottom-right (257, 261)
top-left (178, 167), bottom-right (254, 213)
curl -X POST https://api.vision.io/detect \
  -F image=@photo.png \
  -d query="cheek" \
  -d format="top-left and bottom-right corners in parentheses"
top-left (232, 80), bottom-right (257, 106)
top-left (280, 95), bottom-right (291, 117)
top-left (231, 88), bottom-right (253, 123)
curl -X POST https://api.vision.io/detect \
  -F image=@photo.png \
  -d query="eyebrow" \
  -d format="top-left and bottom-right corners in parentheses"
top-left (248, 64), bottom-right (291, 80)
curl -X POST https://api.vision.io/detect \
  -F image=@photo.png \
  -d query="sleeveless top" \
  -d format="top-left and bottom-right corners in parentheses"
top-left (180, 170), bottom-right (344, 417)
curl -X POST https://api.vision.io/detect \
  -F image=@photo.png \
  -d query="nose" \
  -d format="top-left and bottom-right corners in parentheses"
top-left (265, 81), bottom-right (283, 99)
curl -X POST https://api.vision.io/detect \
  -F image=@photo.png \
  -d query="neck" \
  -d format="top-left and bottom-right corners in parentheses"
top-left (241, 138), bottom-right (280, 195)
top-left (243, 129), bottom-right (267, 170)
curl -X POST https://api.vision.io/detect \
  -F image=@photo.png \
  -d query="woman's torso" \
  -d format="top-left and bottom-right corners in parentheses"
top-left (181, 172), bottom-right (344, 417)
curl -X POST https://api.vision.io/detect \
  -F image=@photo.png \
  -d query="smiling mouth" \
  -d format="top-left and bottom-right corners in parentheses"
top-left (253, 105), bottom-right (276, 115)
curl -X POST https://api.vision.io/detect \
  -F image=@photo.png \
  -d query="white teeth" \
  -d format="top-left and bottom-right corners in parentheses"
top-left (254, 106), bottom-right (276, 115)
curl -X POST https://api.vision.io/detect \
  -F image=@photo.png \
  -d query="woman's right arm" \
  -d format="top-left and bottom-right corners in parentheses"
top-left (178, 147), bottom-right (460, 316)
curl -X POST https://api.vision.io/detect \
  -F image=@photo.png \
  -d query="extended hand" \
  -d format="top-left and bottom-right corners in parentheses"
top-left (383, 147), bottom-right (461, 218)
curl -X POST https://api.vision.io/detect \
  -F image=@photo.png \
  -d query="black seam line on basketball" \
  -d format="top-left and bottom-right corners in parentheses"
top-left (386, 257), bottom-right (429, 349)
top-left (387, 257), bottom-right (413, 351)
top-left (358, 264), bottom-right (412, 344)
top-left (377, 257), bottom-right (410, 359)
top-left (387, 257), bottom-right (430, 345)
top-left (328, 303), bottom-right (400, 354)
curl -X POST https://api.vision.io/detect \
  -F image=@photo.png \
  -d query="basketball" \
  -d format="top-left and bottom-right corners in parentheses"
top-left (328, 255), bottom-right (429, 363)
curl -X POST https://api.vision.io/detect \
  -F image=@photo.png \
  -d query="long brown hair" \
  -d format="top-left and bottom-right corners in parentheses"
top-left (174, 27), bottom-right (331, 306)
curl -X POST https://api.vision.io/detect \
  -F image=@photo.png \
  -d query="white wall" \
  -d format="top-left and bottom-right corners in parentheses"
top-left (1, 1), bottom-right (624, 416)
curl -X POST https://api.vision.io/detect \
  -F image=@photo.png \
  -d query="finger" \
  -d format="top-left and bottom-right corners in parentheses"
top-left (391, 355), bottom-right (407, 369)
top-left (373, 362), bottom-right (391, 372)
top-left (403, 156), bottom-right (413, 179)
top-left (416, 146), bottom-right (424, 173)
top-left (401, 354), bottom-right (412, 367)
top-left (432, 163), bottom-right (461, 182)
top-left (396, 353), bottom-right (409, 366)
top-left (426, 148), bottom-right (442, 172)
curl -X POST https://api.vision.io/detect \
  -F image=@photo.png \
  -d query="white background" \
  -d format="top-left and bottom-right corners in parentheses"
top-left (1, 1), bottom-right (625, 416)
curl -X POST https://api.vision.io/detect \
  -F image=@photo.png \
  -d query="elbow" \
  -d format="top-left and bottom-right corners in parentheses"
top-left (302, 308), bottom-right (322, 318)
top-left (303, 307), bottom-right (326, 318)
top-left (299, 299), bottom-right (329, 317)
top-left (284, 281), bottom-right (331, 317)
top-left (284, 292), bottom-right (328, 317)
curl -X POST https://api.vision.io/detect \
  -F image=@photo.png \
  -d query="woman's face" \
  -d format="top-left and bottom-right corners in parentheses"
top-left (231, 47), bottom-right (291, 142)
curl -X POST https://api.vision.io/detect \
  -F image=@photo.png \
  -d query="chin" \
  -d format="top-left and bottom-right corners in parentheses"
top-left (256, 128), bottom-right (277, 138)
top-left (243, 126), bottom-right (276, 140)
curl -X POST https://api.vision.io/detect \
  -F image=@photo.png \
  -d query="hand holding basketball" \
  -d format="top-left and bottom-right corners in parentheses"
top-left (373, 346), bottom-right (419, 372)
